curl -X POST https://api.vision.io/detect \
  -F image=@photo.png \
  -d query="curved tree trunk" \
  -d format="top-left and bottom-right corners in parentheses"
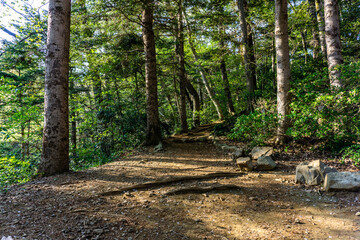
top-left (275, 0), bottom-right (291, 145)
top-left (324, 0), bottom-right (343, 88)
top-left (142, 0), bottom-right (162, 145)
top-left (39, 0), bottom-right (71, 176)
top-left (184, 79), bottom-right (200, 126)
top-left (183, 10), bottom-right (224, 120)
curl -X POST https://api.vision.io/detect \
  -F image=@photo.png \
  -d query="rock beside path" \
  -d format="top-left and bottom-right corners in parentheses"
top-left (256, 156), bottom-right (277, 171)
top-left (236, 157), bottom-right (253, 171)
top-left (250, 147), bottom-right (273, 160)
top-left (324, 172), bottom-right (360, 191)
top-left (295, 160), bottom-right (336, 185)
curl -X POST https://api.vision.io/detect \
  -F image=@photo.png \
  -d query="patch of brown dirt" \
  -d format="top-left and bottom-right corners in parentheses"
top-left (0, 128), bottom-right (359, 239)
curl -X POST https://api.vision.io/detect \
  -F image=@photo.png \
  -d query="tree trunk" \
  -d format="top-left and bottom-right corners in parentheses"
top-left (142, 0), bottom-right (161, 145)
top-left (184, 79), bottom-right (201, 127)
top-left (324, 0), bottom-right (343, 88)
top-left (308, 0), bottom-right (320, 59)
top-left (183, 10), bottom-right (224, 120)
top-left (315, 0), bottom-right (327, 59)
top-left (237, 0), bottom-right (255, 112)
top-left (176, 0), bottom-right (188, 133)
top-left (275, 0), bottom-right (291, 145)
top-left (300, 30), bottom-right (308, 64)
top-left (219, 29), bottom-right (235, 115)
top-left (220, 58), bottom-right (235, 115)
top-left (38, 0), bottom-right (71, 176)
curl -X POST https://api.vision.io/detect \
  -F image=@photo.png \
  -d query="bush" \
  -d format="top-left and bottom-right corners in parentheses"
top-left (0, 156), bottom-right (35, 190)
top-left (288, 61), bottom-right (360, 150)
top-left (229, 100), bottom-right (277, 146)
top-left (341, 144), bottom-right (360, 168)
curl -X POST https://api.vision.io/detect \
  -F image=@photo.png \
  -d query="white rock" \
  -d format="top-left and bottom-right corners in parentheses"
top-left (324, 172), bottom-right (360, 191)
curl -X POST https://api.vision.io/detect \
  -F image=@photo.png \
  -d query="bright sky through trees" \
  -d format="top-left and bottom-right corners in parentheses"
top-left (0, 0), bottom-right (47, 43)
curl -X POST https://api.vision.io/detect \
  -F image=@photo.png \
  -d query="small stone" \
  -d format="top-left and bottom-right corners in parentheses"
top-left (355, 212), bottom-right (360, 216)
top-left (236, 157), bottom-right (253, 171)
top-left (93, 229), bottom-right (104, 234)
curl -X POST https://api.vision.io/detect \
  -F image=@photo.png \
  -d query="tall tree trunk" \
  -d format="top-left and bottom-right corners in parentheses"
top-left (176, 0), bottom-right (188, 133)
top-left (309, 0), bottom-right (320, 59)
top-left (38, 0), bottom-right (71, 176)
top-left (69, 79), bottom-right (77, 161)
top-left (275, 0), bottom-right (291, 145)
top-left (183, 10), bottom-right (224, 120)
top-left (300, 30), bottom-right (308, 64)
top-left (220, 58), bottom-right (235, 115)
top-left (219, 29), bottom-right (235, 115)
top-left (315, 0), bottom-right (327, 59)
top-left (237, 0), bottom-right (255, 112)
top-left (324, 0), bottom-right (343, 88)
top-left (142, 0), bottom-right (161, 145)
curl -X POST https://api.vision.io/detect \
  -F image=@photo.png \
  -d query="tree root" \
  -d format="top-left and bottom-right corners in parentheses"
top-left (164, 184), bottom-right (241, 196)
top-left (100, 172), bottom-right (244, 196)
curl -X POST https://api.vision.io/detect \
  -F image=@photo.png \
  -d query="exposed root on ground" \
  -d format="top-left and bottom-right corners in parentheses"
top-left (101, 172), bottom-right (244, 196)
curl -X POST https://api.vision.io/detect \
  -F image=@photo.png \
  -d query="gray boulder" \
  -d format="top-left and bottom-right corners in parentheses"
top-left (295, 160), bottom-right (337, 185)
top-left (231, 148), bottom-right (245, 162)
top-left (324, 172), bottom-right (360, 191)
top-left (236, 157), bottom-right (253, 171)
top-left (250, 146), bottom-right (273, 159)
top-left (256, 156), bottom-right (277, 171)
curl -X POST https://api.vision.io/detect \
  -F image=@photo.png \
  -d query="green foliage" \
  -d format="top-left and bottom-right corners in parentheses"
top-left (0, 156), bottom-right (36, 190)
top-left (229, 100), bottom-right (277, 146)
top-left (288, 61), bottom-right (360, 150)
top-left (341, 144), bottom-right (360, 168)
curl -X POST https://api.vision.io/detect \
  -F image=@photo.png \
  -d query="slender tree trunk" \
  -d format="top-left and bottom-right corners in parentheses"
top-left (142, 0), bottom-right (161, 145)
top-left (300, 30), bottom-right (308, 64)
top-left (244, 1), bottom-right (257, 92)
top-left (219, 30), bottom-right (235, 115)
top-left (237, 0), bottom-right (255, 112)
top-left (220, 58), bottom-right (235, 115)
top-left (38, 0), bottom-right (71, 176)
top-left (183, 10), bottom-right (224, 120)
top-left (324, 0), bottom-right (343, 88)
top-left (309, 0), bottom-right (320, 59)
top-left (315, 0), bottom-right (327, 59)
top-left (184, 79), bottom-right (200, 126)
top-left (176, 0), bottom-right (188, 133)
top-left (275, 0), bottom-right (291, 145)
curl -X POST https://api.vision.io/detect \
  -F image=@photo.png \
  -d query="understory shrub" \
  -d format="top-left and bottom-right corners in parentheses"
top-left (229, 99), bottom-right (277, 146)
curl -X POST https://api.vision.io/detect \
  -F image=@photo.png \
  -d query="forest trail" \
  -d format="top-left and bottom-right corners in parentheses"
top-left (1, 124), bottom-right (359, 240)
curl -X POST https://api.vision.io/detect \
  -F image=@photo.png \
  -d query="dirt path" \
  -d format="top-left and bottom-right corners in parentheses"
top-left (0, 126), bottom-right (359, 240)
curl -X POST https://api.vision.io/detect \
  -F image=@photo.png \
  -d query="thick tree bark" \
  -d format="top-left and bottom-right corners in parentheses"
top-left (315, 0), bottom-right (327, 59)
top-left (275, 0), bottom-right (291, 145)
top-left (142, 0), bottom-right (161, 145)
top-left (38, 0), bottom-right (71, 176)
top-left (176, 0), bottom-right (188, 133)
top-left (237, 0), bottom-right (256, 112)
top-left (324, 0), bottom-right (343, 88)
top-left (308, 0), bottom-right (320, 59)
top-left (183, 10), bottom-right (224, 120)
